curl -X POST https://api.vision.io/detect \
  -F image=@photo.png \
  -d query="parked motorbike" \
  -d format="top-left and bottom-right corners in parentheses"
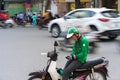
top-left (28, 41), bottom-right (109, 80)
top-left (15, 18), bottom-right (26, 27)
top-left (0, 21), bottom-right (7, 28)
top-left (0, 17), bottom-right (15, 29)
top-left (5, 18), bottom-right (15, 28)
top-left (56, 32), bottom-right (99, 53)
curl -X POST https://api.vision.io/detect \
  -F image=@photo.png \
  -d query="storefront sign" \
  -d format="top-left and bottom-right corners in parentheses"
top-left (25, 3), bottom-right (31, 8)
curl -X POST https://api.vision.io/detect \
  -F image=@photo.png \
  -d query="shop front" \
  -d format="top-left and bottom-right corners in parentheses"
top-left (8, 3), bottom-right (25, 16)
top-left (66, 0), bottom-right (91, 10)
top-left (58, 0), bottom-right (91, 17)
top-left (102, 0), bottom-right (118, 10)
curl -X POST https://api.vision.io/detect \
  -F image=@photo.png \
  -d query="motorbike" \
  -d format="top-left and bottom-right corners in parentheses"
top-left (37, 14), bottom-right (59, 30)
top-left (28, 41), bottom-right (109, 80)
top-left (15, 18), bottom-right (26, 27)
top-left (0, 18), bottom-right (15, 29)
top-left (5, 18), bottom-right (15, 28)
top-left (0, 21), bottom-right (7, 29)
top-left (37, 17), bottom-right (52, 30)
top-left (56, 32), bottom-right (100, 53)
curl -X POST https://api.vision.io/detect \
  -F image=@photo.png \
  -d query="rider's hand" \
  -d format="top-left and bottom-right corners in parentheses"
top-left (72, 54), bottom-right (76, 60)
top-left (66, 56), bottom-right (72, 60)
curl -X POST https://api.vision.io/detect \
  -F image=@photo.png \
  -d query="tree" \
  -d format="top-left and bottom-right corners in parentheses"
top-left (75, 0), bottom-right (81, 9)
top-left (45, 0), bottom-right (51, 11)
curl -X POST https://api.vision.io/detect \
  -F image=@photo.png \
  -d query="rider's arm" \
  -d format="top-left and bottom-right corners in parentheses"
top-left (71, 41), bottom-right (77, 56)
top-left (76, 37), bottom-right (89, 63)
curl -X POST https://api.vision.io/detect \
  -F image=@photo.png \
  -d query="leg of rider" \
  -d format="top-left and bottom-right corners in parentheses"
top-left (62, 60), bottom-right (82, 80)
top-left (64, 60), bottom-right (72, 69)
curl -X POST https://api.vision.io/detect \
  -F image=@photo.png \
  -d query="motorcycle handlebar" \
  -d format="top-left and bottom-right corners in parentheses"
top-left (66, 56), bottom-right (73, 60)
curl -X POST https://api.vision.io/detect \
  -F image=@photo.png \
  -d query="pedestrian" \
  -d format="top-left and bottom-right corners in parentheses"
top-left (27, 9), bottom-right (33, 24)
top-left (32, 13), bottom-right (37, 27)
top-left (62, 27), bottom-right (89, 80)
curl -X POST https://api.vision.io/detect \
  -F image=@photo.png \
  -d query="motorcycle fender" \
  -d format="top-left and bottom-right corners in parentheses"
top-left (29, 71), bottom-right (45, 78)
top-left (48, 61), bottom-right (61, 80)
top-left (96, 67), bottom-right (109, 77)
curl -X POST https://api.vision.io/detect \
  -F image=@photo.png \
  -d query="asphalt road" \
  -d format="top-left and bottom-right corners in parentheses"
top-left (0, 27), bottom-right (120, 80)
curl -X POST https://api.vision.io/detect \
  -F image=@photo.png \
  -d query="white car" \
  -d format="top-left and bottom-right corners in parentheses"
top-left (48, 8), bottom-right (120, 39)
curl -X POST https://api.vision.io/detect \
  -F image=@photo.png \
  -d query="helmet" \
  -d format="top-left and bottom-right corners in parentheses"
top-left (66, 27), bottom-right (79, 38)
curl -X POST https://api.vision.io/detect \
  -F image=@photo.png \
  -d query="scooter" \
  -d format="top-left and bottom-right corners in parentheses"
top-left (0, 21), bottom-right (6, 28)
top-left (28, 41), bottom-right (109, 80)
top-left (5, 18), bottom-right (15, 28)
top-left (37, 17), bottom-right (52, 30)
top-left (56, 32), bottom-right (99, 53)
top-left (0, 18), bottom-right (15, 28)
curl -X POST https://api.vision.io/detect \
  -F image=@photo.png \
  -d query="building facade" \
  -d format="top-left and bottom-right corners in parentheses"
top-left (57, 0), bottom-right (92, 17)
top-left (56, 0), bottom-right (118, 17)
top-left (2, 0), bottom-right (119, 16)
top-left (3, 0), bottom-right (41, 16)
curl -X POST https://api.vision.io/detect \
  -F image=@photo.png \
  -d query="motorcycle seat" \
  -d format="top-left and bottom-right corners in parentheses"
top-left (78, 58), bottom-right (104, 69)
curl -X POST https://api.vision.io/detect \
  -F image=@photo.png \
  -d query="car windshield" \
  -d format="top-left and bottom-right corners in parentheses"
top-left (101, 10), bottom-right (119, 18)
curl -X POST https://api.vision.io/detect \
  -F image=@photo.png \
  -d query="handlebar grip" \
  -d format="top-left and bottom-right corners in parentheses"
top-left (66, 56), bottom-right (72, 60)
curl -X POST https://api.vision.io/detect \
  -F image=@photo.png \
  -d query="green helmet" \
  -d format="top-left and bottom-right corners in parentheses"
top-left (66, 27), bottom-right (79, 38)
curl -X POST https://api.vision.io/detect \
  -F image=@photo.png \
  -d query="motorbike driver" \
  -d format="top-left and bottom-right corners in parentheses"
top-left (62, 27), bottom-right (89, 80)
top-left (43, 10), bottom-right (54, 23)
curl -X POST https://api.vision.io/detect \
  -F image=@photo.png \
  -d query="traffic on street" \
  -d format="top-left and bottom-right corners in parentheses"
top-left (0, 0), bottom-right (120, 80)
top-left (0, 27), bottom-right (119, 80)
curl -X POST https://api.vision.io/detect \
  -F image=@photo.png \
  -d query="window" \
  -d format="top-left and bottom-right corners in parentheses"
top-left (67, 10), bottom-right (95, 19)
top-left (101, 10), bottom-right (119, 18)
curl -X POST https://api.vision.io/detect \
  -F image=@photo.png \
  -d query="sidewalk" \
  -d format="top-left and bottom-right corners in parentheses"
top-left (25, 23), bottom-right (34, 28)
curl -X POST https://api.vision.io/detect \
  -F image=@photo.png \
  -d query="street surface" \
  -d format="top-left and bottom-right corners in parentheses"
top-left (0, 27), bottom-right (120, 80)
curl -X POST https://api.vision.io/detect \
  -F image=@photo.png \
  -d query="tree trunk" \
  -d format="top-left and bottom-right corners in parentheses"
top-left (75, 0), bottom-right (81, 9)
top-left (45, 0), bottom-right (51, 10)
top-left (0, 0), bottom-right (2, 10)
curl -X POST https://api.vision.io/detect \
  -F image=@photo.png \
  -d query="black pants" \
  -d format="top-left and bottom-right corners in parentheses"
top-left (62, 60), bottom-right (83, 80)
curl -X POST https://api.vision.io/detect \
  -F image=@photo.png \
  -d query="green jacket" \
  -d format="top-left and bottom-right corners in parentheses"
top-left (71, 36), bottom-right (89, 63)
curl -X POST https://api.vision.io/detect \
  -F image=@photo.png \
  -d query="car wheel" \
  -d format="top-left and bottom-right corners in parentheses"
top-left (108, 35), bottom-right (118, 40)
top-left (90, 25), bottom-right (98, 31)
top-left (51, 25), bottom-right (60, 38)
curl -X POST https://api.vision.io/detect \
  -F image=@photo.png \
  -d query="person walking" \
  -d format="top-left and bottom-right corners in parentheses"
top-left (32, 14), bottom-right (37, 27)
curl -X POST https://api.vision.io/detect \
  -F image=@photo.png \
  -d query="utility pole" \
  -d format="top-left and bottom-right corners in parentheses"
top-left (39, 0), bottom-right (44, 14)
top-left (43, 0), bottom-right (51, 14)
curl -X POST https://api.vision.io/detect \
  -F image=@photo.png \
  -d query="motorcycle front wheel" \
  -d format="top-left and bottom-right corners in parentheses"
top-left (85, 71), bottom-right (107, 80)
top-left (28, 74), bottom-right (52, 80)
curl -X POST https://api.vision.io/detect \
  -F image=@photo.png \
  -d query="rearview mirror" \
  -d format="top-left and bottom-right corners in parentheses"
top-left (54, 41), bottom-right (59, 47)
